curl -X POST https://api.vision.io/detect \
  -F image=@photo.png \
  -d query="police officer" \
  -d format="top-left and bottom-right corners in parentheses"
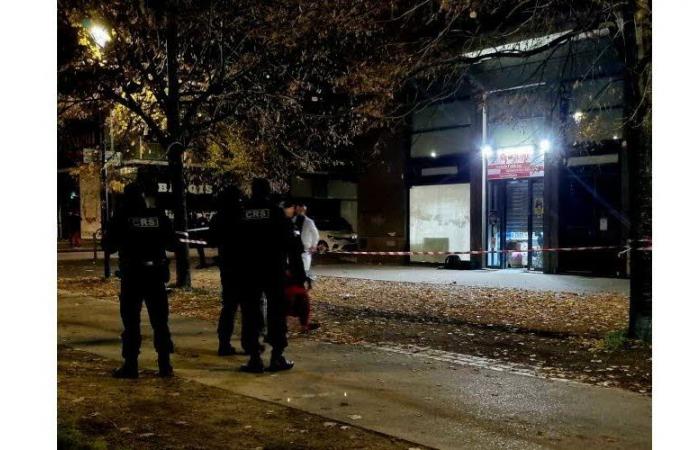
top-left (238, 178), bottom-right (306, 373)
top-left (103, 178), bottom-right (178, 378)
top-left (209, 184), bottom-right (248, 356)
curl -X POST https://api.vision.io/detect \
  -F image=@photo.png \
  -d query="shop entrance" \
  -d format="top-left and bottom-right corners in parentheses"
top-left (486, 178), bottom-right (544, 270)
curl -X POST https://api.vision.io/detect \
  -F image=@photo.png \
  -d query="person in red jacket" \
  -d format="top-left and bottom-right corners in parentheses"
top-left (281, 200), bottom-right (319, 333)
top-left (284, 276), bottom-right (319, 332)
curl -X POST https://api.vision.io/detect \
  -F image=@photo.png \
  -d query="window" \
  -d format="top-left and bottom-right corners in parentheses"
top-left (315, 217), bottom-right (352, 232)
top-left (410, 100), bottom-right (473, 159)
top-left (412, 101), bottom-right (472, 131)
top-left (411, 127), bottom-right (472, 158)
top-left (409, 183), bottom-right (470, 263)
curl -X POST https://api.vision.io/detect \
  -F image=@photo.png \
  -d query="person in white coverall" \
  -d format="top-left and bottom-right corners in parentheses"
top-left (293, 202), bottom-right (319, 274)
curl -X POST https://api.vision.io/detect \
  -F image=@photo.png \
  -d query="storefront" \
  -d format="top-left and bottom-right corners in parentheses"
top-left (405, 97), bottom-right (475, 264)
top-left (484, 145), bottom-right (546, 270)
top-left (371, 31), bottom-right (628, 275)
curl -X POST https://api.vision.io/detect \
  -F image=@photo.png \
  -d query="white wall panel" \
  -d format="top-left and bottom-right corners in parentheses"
top-left (410, 183), bottom-right (470, 263)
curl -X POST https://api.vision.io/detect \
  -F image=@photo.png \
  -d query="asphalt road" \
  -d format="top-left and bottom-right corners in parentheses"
top-left (58, 290), bottom-right (649, 450)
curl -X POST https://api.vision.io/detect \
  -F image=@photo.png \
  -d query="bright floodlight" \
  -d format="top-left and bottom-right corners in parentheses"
top-left (89, 24), bottom-right (111, 48)
top-left (481, 145), bottom-right (493, 158)
top-left (430, 151), bottom-right (437, 158)
top-left (572, 110), bottom-right (584, 123)
top-left (539, 139), bottom-right (551, 152)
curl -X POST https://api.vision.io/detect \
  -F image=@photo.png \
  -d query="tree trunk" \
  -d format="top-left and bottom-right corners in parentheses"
top-left (620, 0), bottom-right (652, 341)
top-left (166, 1), bottom-right (191, 288)
top-left (168, 143), bottom-right (191, 288)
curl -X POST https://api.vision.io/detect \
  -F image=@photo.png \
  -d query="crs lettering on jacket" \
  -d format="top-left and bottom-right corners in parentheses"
top-left (129, 216), bottom-right (160, 229)
top-left (243, 208), bottom-right (271, 221)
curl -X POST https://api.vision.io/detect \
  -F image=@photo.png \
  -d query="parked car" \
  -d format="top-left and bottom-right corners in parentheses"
top-left (313, 216), bottom-right (358, 254)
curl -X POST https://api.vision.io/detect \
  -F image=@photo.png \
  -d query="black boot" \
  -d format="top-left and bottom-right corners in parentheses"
top-left (112, 359), bottom-right (138, 379)
top-left (218, 342), bottom-right (237, 356)
top-left (157, 353), bottom-right (174, 378)
top-left (240, 355), bottom-right (265, 373)
top-left (268, 352), bottom-right (294, 372)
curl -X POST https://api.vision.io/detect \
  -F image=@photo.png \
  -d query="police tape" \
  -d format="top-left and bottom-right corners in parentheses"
top-left (174, 228), bottom-right (210, 239)
top-left (325, 245), bottom-right (651, 256)
top-left (180, 238), bottom-right (208, 245)
top-left (176, 237), bottom-right (651, 255)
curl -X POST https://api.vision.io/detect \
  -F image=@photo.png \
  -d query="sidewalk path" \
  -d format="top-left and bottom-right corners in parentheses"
top-left (313, 264), bottom-right (629, 294)
top-left (58, 291), bottom-right (649, 450)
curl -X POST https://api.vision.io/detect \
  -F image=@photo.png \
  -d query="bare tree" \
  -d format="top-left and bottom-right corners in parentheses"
top-left (58, 0), bottom-right (402, 286)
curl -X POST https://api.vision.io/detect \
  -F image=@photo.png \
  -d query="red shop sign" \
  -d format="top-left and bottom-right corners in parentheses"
top-left (487, 146), bottom-right (544, 180)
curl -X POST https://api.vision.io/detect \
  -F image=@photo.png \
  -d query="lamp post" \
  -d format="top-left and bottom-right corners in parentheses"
top-left (481, 93), bottom-right (490, 268)
top-left (100, 110), bottom-right (116, 278)
top-left (84, 20), bottom-right (113, 278)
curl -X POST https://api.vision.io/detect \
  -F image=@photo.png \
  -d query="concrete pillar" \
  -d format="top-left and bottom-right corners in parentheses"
top-left (356, 130), bottom-right (407, 264)
top-left (469, 149), bottom-right (484, 268)
top-left (469, 99), bottom-right (485, 269)
top-left (543, 151), bottom-right (561, 274)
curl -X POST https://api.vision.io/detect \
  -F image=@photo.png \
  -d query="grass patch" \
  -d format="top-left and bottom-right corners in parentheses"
top-left (603, 330), bottom-right (629, 351)
top-left (58, 424), bottom-right (109, 450)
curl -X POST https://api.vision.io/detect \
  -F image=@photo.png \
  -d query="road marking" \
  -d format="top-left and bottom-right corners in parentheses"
top-left (367, 343), bottom-right (581, 384)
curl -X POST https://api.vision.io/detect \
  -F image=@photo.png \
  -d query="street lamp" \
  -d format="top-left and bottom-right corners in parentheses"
top-left (82, 19), bottom-right (114, 277)
top-left (88, 23), bottom-right (111, 48)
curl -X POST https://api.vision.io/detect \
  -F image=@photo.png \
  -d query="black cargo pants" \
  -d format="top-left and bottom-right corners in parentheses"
top-left (119, 267), bottom-right (173, 361)
top-left (239, 272), bottom-right (288, 356)
top-left (217, 271), bottom-right (242, 349)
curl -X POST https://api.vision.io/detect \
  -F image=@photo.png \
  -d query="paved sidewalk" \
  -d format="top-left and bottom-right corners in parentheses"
top-left (313, 264), bottom-right (630, 294)
top-left (58, 290), bottom-right (649, 450)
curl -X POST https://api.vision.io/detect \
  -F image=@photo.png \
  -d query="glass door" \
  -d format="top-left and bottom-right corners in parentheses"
top-left (486, 182), bottom-right (503, 268)
top-left (504, 180), bottom-right (529, 268)
top-left (486, 178), bottom-right (544, 270)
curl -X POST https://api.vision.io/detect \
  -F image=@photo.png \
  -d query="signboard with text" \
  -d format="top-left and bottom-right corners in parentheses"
top-left (487, 146), bottom-right (544, 180)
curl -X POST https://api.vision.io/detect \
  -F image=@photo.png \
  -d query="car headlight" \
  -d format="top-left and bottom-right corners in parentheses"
top-left (350, 234), bottom-right (358, 240)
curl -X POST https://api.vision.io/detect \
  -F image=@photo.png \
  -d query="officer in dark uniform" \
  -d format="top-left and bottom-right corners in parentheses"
top-left (103, 178), bottom-right (178, 378)
top-left (238, 178), bottom-right (306, 373)
top-left (209, 184), bottom-right (248, 356)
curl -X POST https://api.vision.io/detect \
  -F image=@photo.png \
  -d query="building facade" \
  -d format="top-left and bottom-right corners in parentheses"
top-left (359, 31), bottom-right (629, 277)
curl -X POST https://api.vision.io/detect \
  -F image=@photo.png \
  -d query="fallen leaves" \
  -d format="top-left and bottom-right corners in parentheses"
top-left (312, 277), bottom-right (629, 337)
top-left (58, 267), bottom-right (650, 392)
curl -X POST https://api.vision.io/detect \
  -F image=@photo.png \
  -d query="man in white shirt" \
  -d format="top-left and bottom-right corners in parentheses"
top-left (293, 201), bottom-right (319, 274)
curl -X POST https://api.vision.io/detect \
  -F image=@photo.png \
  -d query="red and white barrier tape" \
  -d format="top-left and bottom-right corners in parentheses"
top-left (327, 245), bottom-right (651, 256)
top-left (180, 238), bottom-right (208, 245)
top-left (176, 237), bottom-right (651, 255)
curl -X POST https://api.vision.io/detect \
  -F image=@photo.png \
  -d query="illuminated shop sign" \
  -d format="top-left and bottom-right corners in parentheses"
top-left (486, 145), bottom-right (544, 180)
